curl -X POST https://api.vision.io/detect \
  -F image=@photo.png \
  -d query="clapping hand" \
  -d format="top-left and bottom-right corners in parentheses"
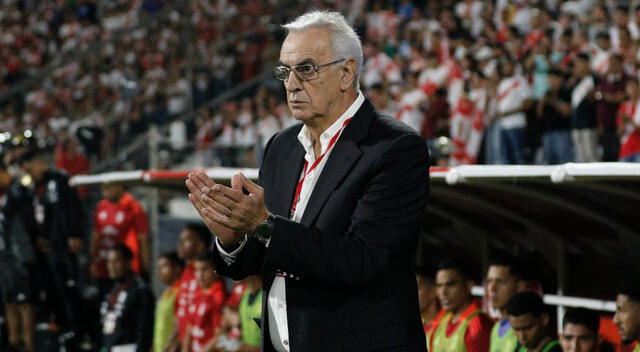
top-left (186, 171), bottom-right (269, 245)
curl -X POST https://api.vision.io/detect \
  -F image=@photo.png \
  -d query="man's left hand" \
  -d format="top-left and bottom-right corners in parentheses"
top-left (200, 173), bottom-right (269, 234)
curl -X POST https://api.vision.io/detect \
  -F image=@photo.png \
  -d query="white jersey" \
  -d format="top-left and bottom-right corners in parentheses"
top-left (497, 76), bottom-right (531, 129)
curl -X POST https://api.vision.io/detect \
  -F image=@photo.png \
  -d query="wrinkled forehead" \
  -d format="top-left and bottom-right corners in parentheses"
top-left (279, 27), bottom-right (333, 66)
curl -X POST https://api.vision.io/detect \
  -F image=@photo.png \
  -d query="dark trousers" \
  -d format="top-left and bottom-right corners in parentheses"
top-left (600, 127), bottom-right (620, 161)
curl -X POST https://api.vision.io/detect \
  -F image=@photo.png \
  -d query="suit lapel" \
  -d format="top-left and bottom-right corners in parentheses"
top-left (270, 136), bottom-right (305, 218)
top-left (299, 99), bottom-right (375, 226)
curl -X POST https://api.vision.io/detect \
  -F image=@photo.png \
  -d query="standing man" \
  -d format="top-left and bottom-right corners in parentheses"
top-left (428, 259), bottom-right (492, 352)
top-left (613, 278), bottom-right (640, 352)
top-left (594, 54), bottom-right (627, 161)
top-left (91, 183), bottom-right (149, 294)
top-left (507, 291), bottom-right (562, 352)
top-left (486, 256), bottom-right (526, 352)
top-left (186, 10), bottom-right (430, 351)
top-left (100, 244), bottom-right (155, 352)
top-left (560, 307), bottom-right (601, 352)
top-left (8, 146), bottom-right (85, 348)
top-left (0, 159), bottom-right (36, 352)
top-left (537, 69), bottom-right (573, 164)
top-left (495, 58), bottom-right (533, 164)
top-left (567, 54), bottom-right (598, 163)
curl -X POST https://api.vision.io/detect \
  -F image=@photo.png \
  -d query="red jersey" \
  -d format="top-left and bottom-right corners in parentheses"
top-left (175, 263), bottom-right (198, 340)
top-left (93, 192), bottom-right (148, 277)
top-left (225, 282), bottom-right (247, 310)
top-left (618, 100), bottom-right (640, 159)
top-left (55, 148), bottom-right (90, 197)
top-left (187, 280), bottom-right (227, 352)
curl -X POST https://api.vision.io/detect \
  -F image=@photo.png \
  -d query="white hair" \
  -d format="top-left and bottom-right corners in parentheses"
top-left (283, 10), bottom-right (363, 89)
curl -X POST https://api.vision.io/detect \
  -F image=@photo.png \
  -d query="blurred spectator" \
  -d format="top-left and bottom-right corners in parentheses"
top-left (12, 0), bottom-right (640, 168)
top-left (537, 69), bottom-right (573, 164)
top-left (486, 256), bottom-right (527, 352)
top-left (0, 160), bottom-right (35, 352)
top-left (449, 72), bottom-right (486, 165)
top-left (568, 54), bottom-right (598, 163)
top-left (427, 259), bottom-right (492, 352)
top-left (91, 183), bottom-right (149, 295)
top-left (8, 146), bottom-right (84, 348)
top-left (100, 244), bottom-right (155, 352)
top-left (235, 275), bottom-right (263, 351)
top-left (507, 291), bottom-right (561, 352)
top-left (213, 280), bottom-right (247, 351)
top-left (560, 308), bottom-right (601, 352)
top-left (153, 251), bottom-right (184, 352)
top-left (183, 250), bottom-right (226, 352)
top-left (494, 59), bottom-right (533, 164)
top-left (55, 134), bottom-right (90, 197)
top-left (595, 54), bottom-right (627, 161)
top-left (617, 79), bottom-right (640, 162)
top-left (416, 268), bottom-right (439, 336)
top-left (613, 278), bottom-right (640, 349)
top-left (168, 223), bottom-right (212, 351)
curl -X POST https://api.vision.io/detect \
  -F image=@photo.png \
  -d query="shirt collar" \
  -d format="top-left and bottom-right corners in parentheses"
top-left (297, 91), bottom-right (365, 158)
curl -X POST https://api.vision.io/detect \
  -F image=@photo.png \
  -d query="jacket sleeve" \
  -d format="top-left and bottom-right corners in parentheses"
top-left (263, 133), bottom-right (429, 288)
top-left (211, 133), bottom-right (278, 280)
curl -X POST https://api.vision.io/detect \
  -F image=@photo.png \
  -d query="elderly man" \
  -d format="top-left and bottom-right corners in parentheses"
top-left (186, 10), bottom-right (430, 351)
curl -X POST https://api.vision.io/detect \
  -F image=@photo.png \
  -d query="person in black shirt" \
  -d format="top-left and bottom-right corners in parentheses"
top-left (0, 159), bottom-right (37, 352)
top-left (567, 54), bottom-right (598, 162)
top-left (100, 244), bottom-right (154, 352)
top-left (4, 145), bottom-right (85, 349)
top-left (537, 69), bottom-right (573, 164)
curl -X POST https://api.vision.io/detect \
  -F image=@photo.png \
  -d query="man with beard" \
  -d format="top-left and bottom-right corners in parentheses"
top-left (428, 259), bottom-right (492, 352)
top-left (613, 279), bottom-right (640, 352)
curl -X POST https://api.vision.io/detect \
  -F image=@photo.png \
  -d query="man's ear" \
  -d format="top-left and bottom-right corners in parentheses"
top-left (340, 58), bottom-right (357, 91)
top-left (541, 312), bottom-right (549, 327)
top-left (516, 280), bottom-right (527, 291)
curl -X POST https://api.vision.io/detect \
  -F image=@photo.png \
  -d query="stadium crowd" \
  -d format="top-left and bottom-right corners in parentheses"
top-left (3, 0), bottom-right (640, 168)
top-left (191, 0), bottom-right (640, 167)
top-left (3, 0), bottom-right (640, 351)
top-left (0, 0), bottom-right (300, 163)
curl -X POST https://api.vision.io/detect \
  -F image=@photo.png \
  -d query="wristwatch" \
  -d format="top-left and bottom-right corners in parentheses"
top-left (251, 214), bottom-right (276, 246)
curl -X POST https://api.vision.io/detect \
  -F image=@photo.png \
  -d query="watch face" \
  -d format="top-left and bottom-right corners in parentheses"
top-left (254, 217), bottom-right (274, 243)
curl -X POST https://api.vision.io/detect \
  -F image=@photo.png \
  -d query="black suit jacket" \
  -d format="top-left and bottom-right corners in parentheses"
top-left (213, 98), bottom-right (430, 351)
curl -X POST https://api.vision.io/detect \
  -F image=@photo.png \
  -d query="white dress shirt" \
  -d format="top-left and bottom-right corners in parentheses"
top-left (216, 91), bottom-right (365, 351)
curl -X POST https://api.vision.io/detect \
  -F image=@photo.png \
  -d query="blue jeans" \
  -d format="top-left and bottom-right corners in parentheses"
top-left (485, 122), bottom-right (503, 164)
top-left (498, 127), bottom-right (527, 164)
top-left (542, 130), bottom-right (573, 164)
top-left (620, 153), bottom-right (640, 162)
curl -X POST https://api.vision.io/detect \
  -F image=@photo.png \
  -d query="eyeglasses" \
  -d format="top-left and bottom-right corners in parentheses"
top-left (274, 58), bottom-right (346, 82)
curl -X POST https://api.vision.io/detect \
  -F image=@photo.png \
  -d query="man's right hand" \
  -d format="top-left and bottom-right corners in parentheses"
top-left (186, 170), bottom-right (244, 247)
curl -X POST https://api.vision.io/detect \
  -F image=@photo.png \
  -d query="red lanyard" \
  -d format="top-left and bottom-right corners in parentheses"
top-left (290, 118), bottom-right (352, 214)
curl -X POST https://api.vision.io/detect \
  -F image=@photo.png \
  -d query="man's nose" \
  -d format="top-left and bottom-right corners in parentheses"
top-left (284, 71), bottom-right (303, 92)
